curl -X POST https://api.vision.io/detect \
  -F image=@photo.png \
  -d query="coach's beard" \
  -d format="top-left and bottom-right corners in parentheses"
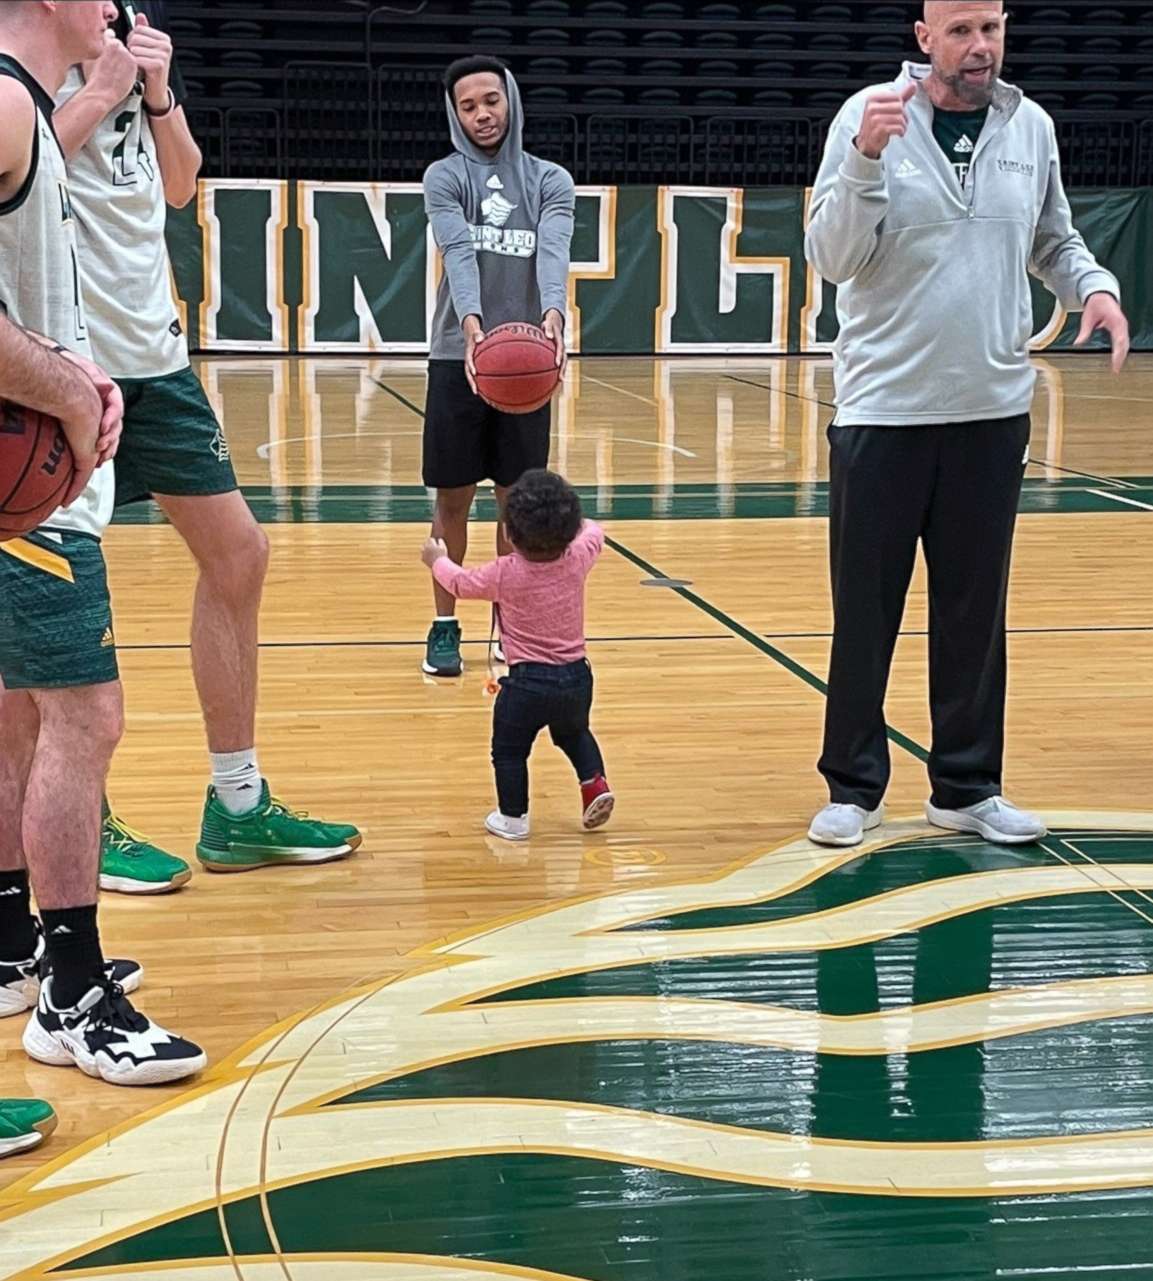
top-left (941, 60), bottom-right (1000, 107)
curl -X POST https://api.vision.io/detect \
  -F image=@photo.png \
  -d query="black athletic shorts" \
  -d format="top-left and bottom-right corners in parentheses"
top-left (422, 360), bottom-right (551, 490)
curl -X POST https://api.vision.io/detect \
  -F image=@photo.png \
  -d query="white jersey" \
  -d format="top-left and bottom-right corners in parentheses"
top-left (57, 66), bottom-right (188, 381)
top-left (0, 57), bottom-right (113, 540)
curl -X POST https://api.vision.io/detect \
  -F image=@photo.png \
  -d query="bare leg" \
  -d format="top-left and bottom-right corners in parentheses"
top-left (18, 682), bottom-right (207, 1080)
top-left (156, 492), bottom-right (270, 754)
top-left (24, 683), bottom-right (123, 911)
top-left (0, 686), bottom-right (37, 876)
top-left (494, 484), bottom-right (512, 558)
top-left (430, 485), bottom-right (477, 617)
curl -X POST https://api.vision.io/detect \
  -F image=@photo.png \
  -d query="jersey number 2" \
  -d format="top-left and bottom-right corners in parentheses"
top-left (112, 108), bottom-right (156, 187)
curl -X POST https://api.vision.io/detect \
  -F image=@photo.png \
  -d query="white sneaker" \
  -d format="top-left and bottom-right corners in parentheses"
top-left (925, 796), bottom-right (1047, 845)
top-left (1, 923), bottom-right (141, 1018)
top-left (23, 976), bottom-right (207, 1087)
top-left (808, 802), bottom-right (884, 848)
top-left (485, 811), bottom-right (530, 842)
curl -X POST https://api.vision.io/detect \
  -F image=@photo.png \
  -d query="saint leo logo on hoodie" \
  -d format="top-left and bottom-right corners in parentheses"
top-left (472, 174), bottom-right (537, 258)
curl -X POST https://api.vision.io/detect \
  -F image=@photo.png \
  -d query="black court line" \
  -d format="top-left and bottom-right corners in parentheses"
top-left (1027, 458), bottom-right (1140, 490)
top-left (115, 634), bottom-right (733, 653)
top-left (365, 374), bottom-right (1127, 756)
top-left (725, 374), bottom-right (837, 411)
top-left (115, 624), bottom-right (1151, 655)
top-left (330, 379), bottom-right (1144, 506)
top-left (605, 534), bottom-right (930, 765)
top-left (725, 377), bottom-right (1139, 492)
top-left (757, 626), bottom-right (1153, 640)
top-left (373, 377), bottom-right (427, 419)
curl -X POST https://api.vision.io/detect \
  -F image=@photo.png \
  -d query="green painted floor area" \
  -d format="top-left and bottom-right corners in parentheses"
top-left (63, 1156), bottom-right (1153, 1281)
top-left (56, 829), bottom-right (1153, 1281)
top-left (110, 478), bottom-right (1153, 525)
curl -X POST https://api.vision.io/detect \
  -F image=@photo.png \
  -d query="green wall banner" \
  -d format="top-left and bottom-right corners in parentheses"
top-left (167, 182), bottom-right (1153, 355)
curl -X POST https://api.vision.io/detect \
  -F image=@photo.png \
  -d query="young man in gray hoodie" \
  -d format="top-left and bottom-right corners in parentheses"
top-left (421, 56), bottom-right (575, 678)
top-left (804, 0), bottom-right (1130, 849)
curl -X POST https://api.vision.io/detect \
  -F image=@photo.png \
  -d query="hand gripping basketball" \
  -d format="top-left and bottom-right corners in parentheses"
top-left (472, 323), bottom-right (563, 415)
top-left (0, 403), bottom-right (76, 541)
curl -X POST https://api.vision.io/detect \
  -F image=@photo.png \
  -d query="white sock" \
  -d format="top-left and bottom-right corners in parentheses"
top-left (211, 749), bottom-right (263, 816)
top-left (435, 615), bottom-right (457, 623)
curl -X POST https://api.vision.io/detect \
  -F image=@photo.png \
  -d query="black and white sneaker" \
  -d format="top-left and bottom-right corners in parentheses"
top-left (0, 922), bottom-right (141, 1019)
top-left (23, 975), bottom-right (206, 1086)
top-left (0, 940), bottom-right (41, 1020)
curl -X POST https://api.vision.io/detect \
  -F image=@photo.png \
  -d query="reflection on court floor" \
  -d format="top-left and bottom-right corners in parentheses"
top-left (0, 356), bottom-right (1149, 1281)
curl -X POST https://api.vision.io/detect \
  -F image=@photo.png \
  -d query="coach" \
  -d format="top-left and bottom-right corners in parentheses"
top-left (804, 1), bottom-right (1130, 848)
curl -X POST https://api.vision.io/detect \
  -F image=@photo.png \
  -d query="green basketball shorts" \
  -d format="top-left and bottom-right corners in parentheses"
top-left (0, 531), bottom-right (119, 689)
top-left (113, 366), bottom-right (239, 506)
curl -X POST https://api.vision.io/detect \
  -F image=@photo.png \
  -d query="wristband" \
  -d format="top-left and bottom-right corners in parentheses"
top-left (143, 88), bottom-right (175, 119)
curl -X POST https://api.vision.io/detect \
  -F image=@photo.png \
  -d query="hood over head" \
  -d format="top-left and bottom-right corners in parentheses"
top-left (445, 67), bottom-right (525, 166)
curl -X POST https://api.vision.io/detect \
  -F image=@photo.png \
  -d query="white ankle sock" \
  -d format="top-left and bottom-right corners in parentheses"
top-left (211, 749), bottom-right (263, 816)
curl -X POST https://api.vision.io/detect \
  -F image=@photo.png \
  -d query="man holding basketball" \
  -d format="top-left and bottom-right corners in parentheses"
top-left (804, 0), bottom-right (1130, 848)
top-left (0, 0), bottom-right (206, 1089)
top-left (54, 0), bottom-right (361, 885)
top-left (0, 313), bottom-right (117, 1158)
top-left (422, 56), bottom-right (575, 677)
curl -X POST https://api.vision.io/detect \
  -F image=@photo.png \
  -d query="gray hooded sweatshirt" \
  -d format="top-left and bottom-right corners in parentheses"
top-left (424, 71), bottom-right (576, 361)
top-left (806, 62), bottom-right (1120, 426)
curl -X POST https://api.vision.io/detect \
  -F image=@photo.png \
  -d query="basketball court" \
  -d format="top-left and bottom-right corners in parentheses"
top-left (0, 351), bottom-right (1150, 1280)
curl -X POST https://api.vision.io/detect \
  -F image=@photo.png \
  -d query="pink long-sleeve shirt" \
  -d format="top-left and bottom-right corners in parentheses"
top-left (432, 521), bottom-right (604, 665)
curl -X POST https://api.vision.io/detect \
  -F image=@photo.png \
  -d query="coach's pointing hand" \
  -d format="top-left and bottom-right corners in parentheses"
top-left (855, 82), bottom-right (918, 161)
top-left (1075, 292), bottom-right (1131, 375)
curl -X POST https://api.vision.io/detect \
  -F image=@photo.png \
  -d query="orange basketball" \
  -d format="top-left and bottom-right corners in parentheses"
top-left (0, 400), bottom-right (75, 542)
top-left (473, 322), bottom-right (561, 414)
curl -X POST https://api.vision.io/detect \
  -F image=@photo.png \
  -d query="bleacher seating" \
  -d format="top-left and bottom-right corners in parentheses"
top-left (171, 0), bottom-right (1152, 185)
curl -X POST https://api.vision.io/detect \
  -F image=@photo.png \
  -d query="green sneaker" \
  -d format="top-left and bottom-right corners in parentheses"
top-left (422, 618), bottom-right (463, 677)
top-left (101, 809), bottom-right (193, 895)
top-left (0, 1099), bottom-right (57, 1159)
top-left (196, 781), bottom-right (362, 873)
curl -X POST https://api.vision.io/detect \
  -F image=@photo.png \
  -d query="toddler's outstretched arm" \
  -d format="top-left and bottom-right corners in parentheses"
top-left (421, 538), bottom-right (503, 602)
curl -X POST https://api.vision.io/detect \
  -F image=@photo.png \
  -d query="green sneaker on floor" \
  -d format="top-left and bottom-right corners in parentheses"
top-left (0, 1099), bottom-right (56, 1159)
top-left (101, 809), bottom-right (193, 895)
top-left (196, 781), bottom-right (362, 873)
top-left (422, 618), bottom-right (463, 677)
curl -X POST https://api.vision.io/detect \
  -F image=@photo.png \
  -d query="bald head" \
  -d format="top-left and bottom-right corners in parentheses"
top-left (917, 1), bottom-right (1006, 108)
top-left (923, 0), bottom-right (1004, 22)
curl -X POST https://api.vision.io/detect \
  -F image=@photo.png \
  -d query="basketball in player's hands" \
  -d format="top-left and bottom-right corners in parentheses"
top-left (473, 323), bottom-right (562, 414)
top-left (0, 401), bottom-right (75, 541)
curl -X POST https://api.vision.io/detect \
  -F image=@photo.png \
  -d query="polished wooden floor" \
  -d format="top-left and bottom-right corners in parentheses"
top-left (0, 355), bottom-right (1150, 1281)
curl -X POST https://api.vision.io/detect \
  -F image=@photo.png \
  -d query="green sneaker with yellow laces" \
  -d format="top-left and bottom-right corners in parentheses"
top-left (101, 806), bottom-right (193, 895)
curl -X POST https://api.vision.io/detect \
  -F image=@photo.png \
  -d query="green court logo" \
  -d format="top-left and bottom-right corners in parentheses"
top-left (3, 814), bottom-right (1152, 1281)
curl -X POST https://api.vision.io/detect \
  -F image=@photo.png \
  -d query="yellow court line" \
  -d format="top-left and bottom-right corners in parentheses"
top-left (5, 817), bottom-right (1151, 1279)
top-left (294, 971), bottom-right (1153, 1109)
top-left (53, 1251), bottom-right (591, 1281)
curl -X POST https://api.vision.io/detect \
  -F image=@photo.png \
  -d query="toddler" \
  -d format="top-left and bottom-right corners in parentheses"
top-left (422, 469), bottom-right (613, 841)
